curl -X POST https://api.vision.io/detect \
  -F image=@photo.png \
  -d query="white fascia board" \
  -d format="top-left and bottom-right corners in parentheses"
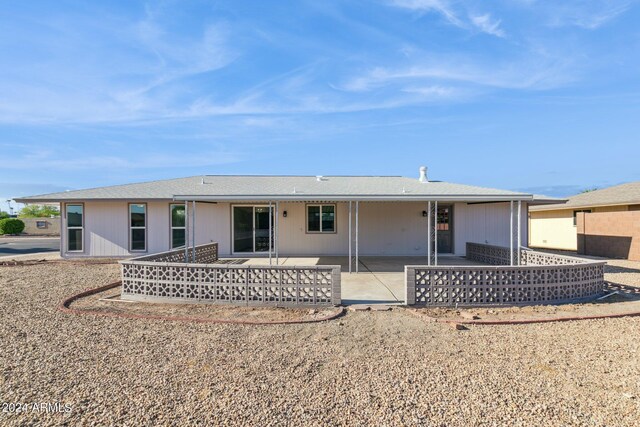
top-left (13, 197), bottom-right (174, 203)
top-left (172, 194), bottom-right (534, 202)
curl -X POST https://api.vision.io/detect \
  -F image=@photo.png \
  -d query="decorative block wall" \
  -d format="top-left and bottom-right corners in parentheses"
top-left (406, 243), bottom-right (605, 306)
top-left (120, 243), bottom-right (341, 307)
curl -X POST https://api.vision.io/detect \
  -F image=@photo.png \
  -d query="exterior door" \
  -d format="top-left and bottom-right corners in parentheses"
top-left (232, 206), bottom-right (273, 253)
top-left (437, 205), bottom-right (453, 253)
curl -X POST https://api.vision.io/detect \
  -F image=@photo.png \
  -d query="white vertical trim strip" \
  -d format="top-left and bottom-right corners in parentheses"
top-left (269, 201), bottom-right (272, 266)
top-left (517, 200), bottom-right (522, 265)
top-left (61, 202), bottom-right (65, 258)
top-left (192, 201), bottom-right (196, 262)
top-left (184, 200), bottom-right (188, 262)
top-left (355, 201), bottom-right (359, 274)
top-left (509, 200), bottom-right (514, 266)
top-left (434, 200), bottom-right (438, 266)
top-left (348, 201), bottom-right (352, 274)
top-left (275, 201), bottom-right (279, 265)
top-left (427, 201), bottom-right (431, 266)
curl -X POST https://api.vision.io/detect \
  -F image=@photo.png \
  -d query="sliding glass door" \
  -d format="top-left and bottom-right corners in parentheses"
top-left (232, 206), bottom-right (273, 253)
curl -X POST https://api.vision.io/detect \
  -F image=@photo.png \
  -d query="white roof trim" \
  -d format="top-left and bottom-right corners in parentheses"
top-left (172, 194), bottom-right (535, 202)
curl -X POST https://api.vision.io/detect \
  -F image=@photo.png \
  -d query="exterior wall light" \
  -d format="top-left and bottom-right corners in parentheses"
top-left (422, 210), bottom-right (428, 217)
top-left (283, 211), bottom-right (288, 218)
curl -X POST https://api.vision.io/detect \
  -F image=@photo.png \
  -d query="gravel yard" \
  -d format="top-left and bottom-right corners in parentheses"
top-left (1, 260), bottom-right (640, 426)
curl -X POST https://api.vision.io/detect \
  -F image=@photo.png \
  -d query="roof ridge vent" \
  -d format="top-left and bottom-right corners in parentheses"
top-left (418, 166), bottom-right (428, 183)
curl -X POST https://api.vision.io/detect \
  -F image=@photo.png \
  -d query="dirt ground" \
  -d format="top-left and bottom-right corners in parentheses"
top-left (72, 285), bottom-right (340, 323)
top-left (1, 260), bottom-right (639, 426)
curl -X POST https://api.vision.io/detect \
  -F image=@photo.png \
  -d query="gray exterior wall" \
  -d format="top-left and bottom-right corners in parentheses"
top-left (60, 200), bottom-right (529, 258)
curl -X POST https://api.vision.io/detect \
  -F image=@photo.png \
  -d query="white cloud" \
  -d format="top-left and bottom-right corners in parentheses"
top-left (2, 147), bottom-right (240, 171)
top-left (470, 14), bottom-right (505, 37)
top-left (516, 0), bottom-right (634, 30)
top-left (557, 3), bottom-right (630, 29)
top-left (0, 8), bottom-right (238, 125)
top-left (337, 53), bottom-right (575, 95)
top-left (387, 0), bottom-right (464, 27)
top-left (388, 0), bottom-right (507, 38)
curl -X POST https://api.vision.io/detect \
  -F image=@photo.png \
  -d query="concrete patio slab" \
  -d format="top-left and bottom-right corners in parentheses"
top-left (218, 255), bottom-right (486, 305)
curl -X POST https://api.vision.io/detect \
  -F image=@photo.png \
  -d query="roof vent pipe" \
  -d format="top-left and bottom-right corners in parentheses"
top-left (418, 166), bottom-right (428, 183)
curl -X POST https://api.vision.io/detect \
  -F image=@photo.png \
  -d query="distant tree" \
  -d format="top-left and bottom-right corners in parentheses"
top-left (18, 205), bottom-right (60, 218)
top-left (580, 188), bottom-right (598, 194)
top-left (0, 211), bottom-right (9, 219)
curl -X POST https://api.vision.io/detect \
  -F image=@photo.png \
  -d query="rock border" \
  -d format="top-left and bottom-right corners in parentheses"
top-left (407, 307), bottom-right (640, 326)
top-left (60, 281), bottom-right (346, 325)
top-left (1, 259), bottom-right (117, 267)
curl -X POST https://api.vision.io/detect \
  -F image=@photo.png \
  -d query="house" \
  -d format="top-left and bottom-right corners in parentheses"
top-left (17, 167), bottom-right (607, 307)
top-left (16, 167), bottom-right (553, 261)
top-left (529, 182), bottom-right (640, 260)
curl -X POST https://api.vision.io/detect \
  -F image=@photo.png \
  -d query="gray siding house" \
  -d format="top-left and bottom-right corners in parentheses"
top-left (17, 167), bottom-right (553, 263)
top-left (18, 168), bottom-right (607, 309)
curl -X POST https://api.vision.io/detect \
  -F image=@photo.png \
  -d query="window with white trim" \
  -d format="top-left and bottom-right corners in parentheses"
top-left (307, 204), bottom-right (336, 233)
top-left (66, 204), bottom-right (83, 252)
top-left (170, 204), bottom-right (186, 248)
top-left (129, 203), bottom-right (146, 251)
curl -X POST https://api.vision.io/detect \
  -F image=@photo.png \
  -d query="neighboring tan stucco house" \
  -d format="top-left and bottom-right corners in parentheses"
top-left (529, 182), bottom-right (640, 259)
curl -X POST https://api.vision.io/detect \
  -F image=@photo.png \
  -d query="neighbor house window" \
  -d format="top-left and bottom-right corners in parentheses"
top-left (170, 204), bottom-right (186, 248)
top-left (573, 209), bottom-right (591, 226)
top-left (307, 204), bottom-right (336, 233)
top-left (129, 203), bottom-right (146, 251)
top-left (66, 204), bottom-right (83, 252)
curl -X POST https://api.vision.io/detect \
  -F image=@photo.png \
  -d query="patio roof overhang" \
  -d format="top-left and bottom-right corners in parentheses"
top-left (171, 194), bottom-right (537, 203)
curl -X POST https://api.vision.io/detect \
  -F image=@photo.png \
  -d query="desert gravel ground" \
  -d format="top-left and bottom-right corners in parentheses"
top-left (1, 260), bottom-right (640, 426)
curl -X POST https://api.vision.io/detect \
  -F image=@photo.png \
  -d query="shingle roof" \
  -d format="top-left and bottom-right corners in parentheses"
top-left (530, 181), bottom-right (640, 211)
top-left (15, 175), bottom-right (556, 203)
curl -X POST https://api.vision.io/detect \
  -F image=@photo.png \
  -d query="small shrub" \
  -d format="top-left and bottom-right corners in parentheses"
top-left (0, 211), bottom-right (9, 219)
top-left (0, 218), bottom-right (25, 235)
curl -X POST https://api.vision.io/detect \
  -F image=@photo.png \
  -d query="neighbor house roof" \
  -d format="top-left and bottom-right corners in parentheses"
top-left (15, 175), bottom-right (562, 203)
top-left (530, 181), bottom-right (640, 211)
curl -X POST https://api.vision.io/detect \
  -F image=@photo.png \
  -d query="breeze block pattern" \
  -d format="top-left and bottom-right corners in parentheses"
top-left (120, 243), bottom-right (341, 307)
top-left (405, 243), bottom-right (606, 307)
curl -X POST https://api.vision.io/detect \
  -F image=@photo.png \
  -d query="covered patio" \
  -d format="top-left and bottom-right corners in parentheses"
top-left (215, 255), bottom-right (488, 304)
top-left (119, 241), bottom-right (606, 307)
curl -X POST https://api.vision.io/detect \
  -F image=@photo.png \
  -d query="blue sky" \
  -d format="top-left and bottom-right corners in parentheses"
top-left (1, 0), bottom-right (640, 210)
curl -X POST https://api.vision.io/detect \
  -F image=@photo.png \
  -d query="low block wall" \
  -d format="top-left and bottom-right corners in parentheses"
top-left (120, 243), bottom-right (341, 307)
top-left (20, 217), bottom-right (60, 235)
top-left (466, 242), bottom-right (512, 265)
top-left (406, 243), bottom-right (606, 307)
top-left (136, 243), bottom-right (219, 264)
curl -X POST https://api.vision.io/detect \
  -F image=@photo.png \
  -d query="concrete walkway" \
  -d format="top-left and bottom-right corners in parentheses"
top-left (219, 255), bottom-right (485, 305)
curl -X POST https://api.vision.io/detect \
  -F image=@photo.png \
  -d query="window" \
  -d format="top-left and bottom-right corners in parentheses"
top-left (170, 204), bottom-right (186, 248)
top-left (66, 204), bottom-right (83, 252)
top-left (307, 204), bottom-right (335, 233)
top-left (573, 209), bottom-right (591, 226)
top-left (129, 203), bottom-right (146, 251)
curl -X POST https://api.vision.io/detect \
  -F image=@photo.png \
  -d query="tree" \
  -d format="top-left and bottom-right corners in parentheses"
top-left (0, 218), bottom-right (25, 235)
top-left (18, 204), bottom-right (60, 218)
top-left (580, 188), bottom-right (598, 194)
